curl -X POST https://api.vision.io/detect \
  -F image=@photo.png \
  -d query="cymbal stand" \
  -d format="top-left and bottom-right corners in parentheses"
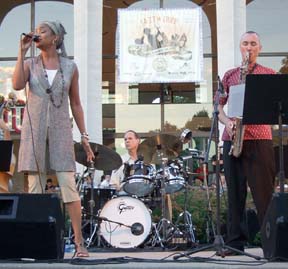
top-left (154, 145), bottom-right (171, 246)
top-left (201, 160), bottom-right (216, 243)
top-left (82, 161), bottom-right (99, 248)
top-left (175, 176), bottom-right (196, 245)
top-left (75, 170), bottom-right (86, 193)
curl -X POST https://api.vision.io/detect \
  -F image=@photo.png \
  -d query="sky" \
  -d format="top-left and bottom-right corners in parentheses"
top-left (0, 2), bottom-right (74, 57)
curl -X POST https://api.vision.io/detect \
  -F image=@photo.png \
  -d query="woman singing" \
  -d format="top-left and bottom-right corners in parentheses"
top-left (12, 21), bottom-right (94, 257)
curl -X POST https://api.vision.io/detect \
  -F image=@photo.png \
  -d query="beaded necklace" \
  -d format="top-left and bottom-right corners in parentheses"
top-left (41, 55), bottom-right (65, 108)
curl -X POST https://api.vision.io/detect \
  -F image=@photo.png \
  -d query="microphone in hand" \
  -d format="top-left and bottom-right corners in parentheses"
top-left (22, 33), bottom-right (40, 42)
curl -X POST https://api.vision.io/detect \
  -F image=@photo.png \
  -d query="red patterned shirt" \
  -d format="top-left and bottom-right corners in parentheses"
top-left (219, 64), bottom-right (275, 141)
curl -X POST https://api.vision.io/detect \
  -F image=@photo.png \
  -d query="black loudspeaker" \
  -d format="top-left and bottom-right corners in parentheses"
top-left (0, 193), bottom-right (64, 260)
top-left (261, 192), bottom-right (288, 260)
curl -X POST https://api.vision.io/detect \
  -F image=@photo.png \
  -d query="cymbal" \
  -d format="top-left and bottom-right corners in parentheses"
top-left (138, 134), bottom-right (183, 164)
top-left (74, 142), bottom-right (122, 171)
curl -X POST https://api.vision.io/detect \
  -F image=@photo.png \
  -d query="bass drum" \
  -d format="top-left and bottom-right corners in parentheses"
top-left (99, 196), bottom-right (151, 248)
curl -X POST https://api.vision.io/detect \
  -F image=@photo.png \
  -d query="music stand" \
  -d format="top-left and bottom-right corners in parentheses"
top-left (0, 141), bottom-right (13, 171)
top-left (243, 74), bottom-right (288, 192)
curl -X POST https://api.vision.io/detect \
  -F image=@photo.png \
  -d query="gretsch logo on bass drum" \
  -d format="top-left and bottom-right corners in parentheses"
top-left (118, 201), bottom-right (134, 214)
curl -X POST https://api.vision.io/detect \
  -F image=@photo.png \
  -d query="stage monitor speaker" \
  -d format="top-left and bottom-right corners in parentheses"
top-left (0, 193), bottom-right (64, 260)
top-left (261, 192), bottom-right (288, 260)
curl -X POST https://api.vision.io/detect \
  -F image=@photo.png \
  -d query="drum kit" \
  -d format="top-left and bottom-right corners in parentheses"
top-left (72, 131), bottom-right (206, 249)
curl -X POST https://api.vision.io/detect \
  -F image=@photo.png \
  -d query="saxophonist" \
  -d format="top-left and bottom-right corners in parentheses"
top-left (217, 31), bottom-right (276, 255)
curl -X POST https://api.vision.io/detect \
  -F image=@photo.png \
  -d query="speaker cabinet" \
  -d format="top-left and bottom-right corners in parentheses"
top-left (261, 192), bottom-right (288, 260)
top-left (0, 193), bottom-right (64, 260)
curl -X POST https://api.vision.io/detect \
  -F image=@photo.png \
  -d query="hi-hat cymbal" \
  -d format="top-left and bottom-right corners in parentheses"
top-left (74, 142), bottom-right (122, 171)
top-left (138, 134), bottom-right (183, 164)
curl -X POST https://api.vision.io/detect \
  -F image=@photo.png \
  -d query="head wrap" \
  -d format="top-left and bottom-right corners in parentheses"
top-left (41, 20), bottom-right (67, 57)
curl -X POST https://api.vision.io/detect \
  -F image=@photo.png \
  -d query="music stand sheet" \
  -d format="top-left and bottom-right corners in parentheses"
top-left (227, 84), bottom-right (245, 118)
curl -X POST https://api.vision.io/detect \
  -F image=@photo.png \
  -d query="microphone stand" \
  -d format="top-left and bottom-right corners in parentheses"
top-left (174, 77), bottom-right (261, 260)
top-left (84, 161), bottom-right (98, 248)
top-left (157, 144), bottom-right (168, 243)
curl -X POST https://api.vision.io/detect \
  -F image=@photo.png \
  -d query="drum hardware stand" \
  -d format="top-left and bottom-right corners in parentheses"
top-left (75, 170), bottom-right (87, 193)
top-left (152, 218), bottom-right (179, 248)
top-left (152, 144), bottom-right (177, 248)
top-left (81, 161), bottom-right (99, 248)
top-left (202, 159), bottom-right (216, 243)
top-left (70, 169), bottom-right (98, 247)
top-left (174, 77), bottom-right (261, 260)
top-left (150, 222), bottom-right (165, 248)
top-left (174, 179), bottom-right (196, 245)
top-left (81, 213), bottom-right (99, 247)
top-left (156, 144), bottom-right (170, 244)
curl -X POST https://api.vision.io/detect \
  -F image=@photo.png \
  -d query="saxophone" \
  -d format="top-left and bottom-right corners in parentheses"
top-left (229, 51), bottom-right (250, 157)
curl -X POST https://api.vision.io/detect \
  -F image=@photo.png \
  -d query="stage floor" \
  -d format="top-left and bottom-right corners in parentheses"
top-left (0, 247), bottom-right (288, 269)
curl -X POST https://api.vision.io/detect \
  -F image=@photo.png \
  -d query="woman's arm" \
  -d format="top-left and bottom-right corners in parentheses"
top-left (12, 33), bottom-right (33, 90)
top-left (69, 66), bottom-right (94, 162)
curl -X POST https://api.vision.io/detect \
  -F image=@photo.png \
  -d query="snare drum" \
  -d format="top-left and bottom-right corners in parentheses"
top-left (100, 196), bottom-right (151, 248)
top-left (123, 161), bottom-right (155, 197)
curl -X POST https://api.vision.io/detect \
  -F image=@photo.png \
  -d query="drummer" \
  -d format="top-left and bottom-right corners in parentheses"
top-left (110, 130), bottom-right (140, 191)
top-left (110, 130), bottom-right (172, 221)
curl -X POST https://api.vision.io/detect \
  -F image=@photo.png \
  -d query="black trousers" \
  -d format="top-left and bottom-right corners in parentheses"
top-left (223, 140), bottom-right (275, 248)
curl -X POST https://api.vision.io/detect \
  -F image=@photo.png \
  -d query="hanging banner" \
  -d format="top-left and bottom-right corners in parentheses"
top-left (117, 8), bottom-right (203, 83)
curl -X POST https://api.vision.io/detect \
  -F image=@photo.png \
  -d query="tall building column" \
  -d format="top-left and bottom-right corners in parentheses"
top-left (73, 1), bottom-right (103, 181)
top-left (216, 0), bottom-right (246, 78)
top-left (73, 0), bottom-right (103, 144)
top-left (216, 0), bottom-right (246, 139)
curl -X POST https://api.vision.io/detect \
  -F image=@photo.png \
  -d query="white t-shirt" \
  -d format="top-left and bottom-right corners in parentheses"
top-left (45, 69), bottom-right (57, 86)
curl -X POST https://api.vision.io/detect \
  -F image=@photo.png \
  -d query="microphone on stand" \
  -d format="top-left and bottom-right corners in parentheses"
top-left (22, 33), bottom-right (40, 42)
top-left (217, 75), bottom-right (226, 98)
top-left (131, 222), bottom-right (144, 236)
top-left (87, 160), bottom-right (96, 226)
